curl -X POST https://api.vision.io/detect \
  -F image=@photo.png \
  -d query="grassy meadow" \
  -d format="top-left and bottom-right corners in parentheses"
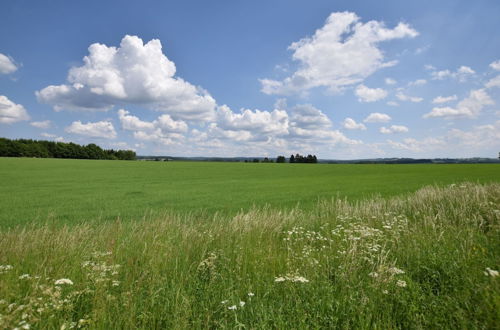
top-left (0, 158), bottom-right (499, 328)
top-left (0, 157), bottom-right (499, 228)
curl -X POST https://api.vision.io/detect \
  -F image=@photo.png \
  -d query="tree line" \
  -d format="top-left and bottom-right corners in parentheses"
top-left (0, 138), bottom-right (136, 160)
top-left (276, 154), bottom-right (318, 163)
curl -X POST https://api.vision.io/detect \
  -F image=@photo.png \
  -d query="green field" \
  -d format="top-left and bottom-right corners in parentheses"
top-left (0, 157), bottom-right (499, 227)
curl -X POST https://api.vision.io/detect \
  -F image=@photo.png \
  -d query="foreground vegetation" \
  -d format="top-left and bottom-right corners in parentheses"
top-left (0, 183), bottom-right (498, 328)
top-left (1, 157), bottom-right (499, 228)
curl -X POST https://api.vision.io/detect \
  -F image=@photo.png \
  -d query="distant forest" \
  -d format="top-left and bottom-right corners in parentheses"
top-left (0, 138), bottom-right (136, 160)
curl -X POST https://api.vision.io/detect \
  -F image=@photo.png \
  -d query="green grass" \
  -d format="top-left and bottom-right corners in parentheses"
top-left (0, 183), bottom-right (498, 329)
top-left (0, 157), bottom-right (499, 227)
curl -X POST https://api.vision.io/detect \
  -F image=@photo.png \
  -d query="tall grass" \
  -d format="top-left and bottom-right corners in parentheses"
top-left (1, 183), bottom-right (499, 329)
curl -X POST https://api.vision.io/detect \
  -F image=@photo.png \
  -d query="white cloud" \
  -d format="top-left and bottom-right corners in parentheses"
top-left (37, 35), bottom-right (216, 121)
top-left (485, 75), bottom-right (500, 89)
top-left (432, 95), bottom-right (457, 104)
top-left (117, 109), bottom-right (188, 145)
top-left (0, 53), bottom-right (17, 74)
top-left (396, 91), bottom-right (423, 103)
top-left (490, 60), bottom-right (500, 71)
top-left (355, 84), bottom-right (388, 102)
top-left (0, 95), bottom-right (30, 124)
top-left (30, 120), bottom-right (52, 129)
top-left (343, 118), bottom-right (366, 130)
top-left (385, 78), bottom-right (397, 85)
top-left (260, 12), bottom-right (418, 95)
top-left (387, 101), bottom-right (399, 107)
top-left (387, 137), bottom-right (445, 152)
top-left (364, 112), bottom-right (391, 123)
top-left (423, 89), bottom-right (494, 119)
top-left (408, 79), bottom-right (427, 86)
top-left (40, 132), bottom-right (64, 142)
top-left (65, 120), bottom-right (117, 139)
top-left (431, 65), bottom-right (475, 82)
top-left (379, 125), bottom-right (409, 134)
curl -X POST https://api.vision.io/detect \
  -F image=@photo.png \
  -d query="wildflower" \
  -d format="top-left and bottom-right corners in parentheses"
top-left (291, 276), bottom-right (309, 283)
top-left (274, 276), bottom-right (286, 282)
top-left (55, 278), bottom-right (74, 285)
top-left (18, 274), bottom-right (31, 280)
top-left (239, 301), bottom-right (245, 307)
top-left (0, 264), bottom-right (13, 274)
top-left (396, 280), bottom-right (407, 287)
top-left (484, 267), bottom-right (499, 277)
top-left (248, 292), bottom-right (255, 297)
top-left (112, 280), bottom-right (120, 287)
top-left (228, 305), bottom-right (237, 310)
top-left (388, 267), bottom-right (405, 275)
top-left (221, 300), bottom-right (228, 304)
top-left (368, 272), bottom-right (379, 278)
top-left (382, 290), bottom-right (389, 294)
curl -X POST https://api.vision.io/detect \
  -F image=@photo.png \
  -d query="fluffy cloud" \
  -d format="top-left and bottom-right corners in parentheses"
top-left (0, 95), bottom-right (30, 124)
top-left (355, 85), bottom-right (388, 102)
top-left (364, 112), bottom-right (391, 123)
top-left (37, 35), bottom-right (216, 121)
top-left (490, 60), bottom-right (500, 71)
top-left (30, 120), bottom-right (52, 129)
top-left (117, 109), bottom-right (187, 145)
top-left (396, 91), bottom-right (423, 103)
top-left (0, 54), bottom-right (17, 74)
top-left (40, 132), bottom-right (64, 142)
top-left (379, 125), bottom-right (409, 134)
top-left (430, 65), bottom-right (475, 82)
top-left (387, 101), bottom-right (399, 107)
top-left (343, 118), bottom-right (366, 130)
top-left (65, 120), bottom-right (117, 139)
top-left (260, 12), bottom-right (417, 95)
top-left (423, 89), bottom-right (494, 119)
top-left (387, 137), bottom-right (445, 152)
top-left (432, 95), bottom-right (457, 104)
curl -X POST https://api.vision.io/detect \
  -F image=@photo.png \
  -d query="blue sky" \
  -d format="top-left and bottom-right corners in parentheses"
top-left (1, 0), bottom-right (499, 158)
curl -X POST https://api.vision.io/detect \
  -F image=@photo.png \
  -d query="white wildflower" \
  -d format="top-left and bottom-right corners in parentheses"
top-left (274, 276), bottom-right (286, 282)
top-left (369, 272), bottom-right (379, 278)
top-left (484, 267), bottom-right (499, 277)
top-left (388, 267), bottom-right (405, 275)
top-left (396, 280), bottom-right (407, 287)
top-left (55, 278), bottom-right (74, 285)
top-left (228, 305), bottom-right (237, 310)
top-left (291, 276), bottom-right (309, 283)
top-left (248, 292), bottom-right (255, 297)
top-left (18, 274), bottom-right (31, 280)
top-left (239, 301), bottom-right (245, 307)
top-left (112, 280), bottom-right (120, 287)
top-left (0, 265), bottom-right (13, 273)
top-left (382, 290), bottom-right (389, 294)
top-left (221, 300), bottom-right (228, 304)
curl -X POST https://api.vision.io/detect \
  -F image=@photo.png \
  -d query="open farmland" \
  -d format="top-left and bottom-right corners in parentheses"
top-left (0, 157), bottom-right (499, 228)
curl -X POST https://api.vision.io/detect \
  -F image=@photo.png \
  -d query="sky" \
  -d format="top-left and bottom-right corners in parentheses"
top-left (1, 0), bottom-right (499, 159)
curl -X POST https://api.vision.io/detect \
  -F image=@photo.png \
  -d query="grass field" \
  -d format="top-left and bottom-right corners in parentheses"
top-left (0, 183), bottom-right (498, 328)
top-left (0, 157), bottom-right (499, 228)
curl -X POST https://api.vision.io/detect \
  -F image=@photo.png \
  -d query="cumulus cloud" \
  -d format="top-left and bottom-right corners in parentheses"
top-left (117, 109), bottom-right (187, 145)
top-left (37, 35), bottom-right (216, 121)
top-left (260, 12), bottom-right (418, 95)
top-left (423, 89), bottom-right (494, 119)
top-left (65, 120), bottom-right (117, 139)
top-left (343, 118), bottom-right (366, 130)
top-left (432, 95), bottom-right (457, 104)
top-left (0, 54), bottom-right (17, 74)
top-left (355, 85), bottom-right (388, 102)
top-left (40, 132), bottom-right (64, 142)
top-left (430, 65), bottom-right (475, 82)
top-left (30, 120), bottom-right (52, 129)
top-left (387, 101), bottom-right (399, 107)
top-left (379, 125), bottom-right (409, 134)
top-left (396, 91), bottom-right (423, 103)
top-left (387, 137), bottom-right (445, 152)
top-left (490, 60), bottom-right (500, 71)
top-left (0, 95), bottom-right (30, 124)
top-left (364, 112), bottom-right (391, 123)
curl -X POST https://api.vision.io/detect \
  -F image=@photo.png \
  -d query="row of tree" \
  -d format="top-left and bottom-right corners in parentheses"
top-left (0, 138), bottom-right (136, 160)
top-left (276, 154), bottom-right (318, 163)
